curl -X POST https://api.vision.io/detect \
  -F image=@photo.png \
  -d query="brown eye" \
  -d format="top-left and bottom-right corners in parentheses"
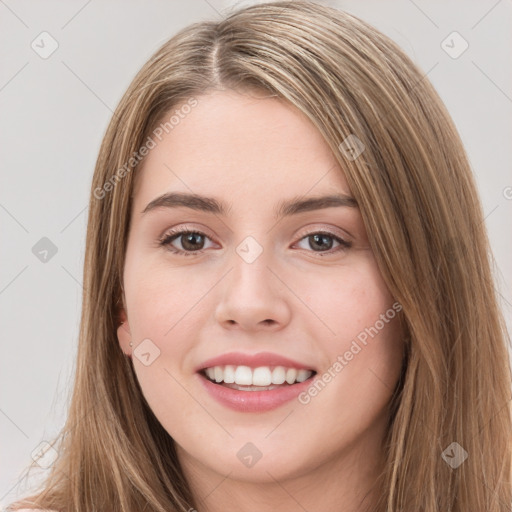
top-left (159, 229), bottom-right (214, 256)
top-left (295, 231), bottom-right (351, 254)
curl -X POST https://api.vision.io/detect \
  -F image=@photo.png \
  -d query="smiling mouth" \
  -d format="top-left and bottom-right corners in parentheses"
top-left (200, 364), bottom-right (317, 391)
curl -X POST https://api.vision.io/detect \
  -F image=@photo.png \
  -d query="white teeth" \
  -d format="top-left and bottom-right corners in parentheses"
top-left (203, 365), bottom-right (313, 386)
top-left (223, 365), bottom-right (235, 383)
top-left (271, 366), bottom-right (286, 384)
top-left (296, 369), bottom-right (311, 382)
top-left (234, 365), bottom-right (253, 385)
top-left (252, 367), bottom-right (272, 386)
top-left (285, 368), bottom-right (298, 384)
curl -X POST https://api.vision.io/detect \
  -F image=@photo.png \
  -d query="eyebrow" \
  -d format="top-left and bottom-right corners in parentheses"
top-left (141, 192), bottom-right (358, 218)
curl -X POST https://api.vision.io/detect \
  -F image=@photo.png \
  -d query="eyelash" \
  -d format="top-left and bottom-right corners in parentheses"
top-left (157, 227), bottom-right (352, 257)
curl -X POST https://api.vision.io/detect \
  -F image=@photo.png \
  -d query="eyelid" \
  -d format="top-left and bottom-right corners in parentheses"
top-left (294, 223), bottom-right (352, 241)
top-left (159, 223), bottom-right (351, 245)
top-left (158, 222), bottom-right (217, 241)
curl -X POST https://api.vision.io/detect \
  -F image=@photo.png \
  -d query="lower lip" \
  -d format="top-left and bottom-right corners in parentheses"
top-left (198, 372), bottom-right (316, 412)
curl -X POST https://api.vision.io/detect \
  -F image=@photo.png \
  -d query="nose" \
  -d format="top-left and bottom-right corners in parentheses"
top-left (214, 246), bottom-right (292, 331)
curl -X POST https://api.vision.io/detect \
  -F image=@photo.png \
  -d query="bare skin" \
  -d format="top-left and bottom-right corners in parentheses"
top-left (117, 90), bottom-right (404, 512)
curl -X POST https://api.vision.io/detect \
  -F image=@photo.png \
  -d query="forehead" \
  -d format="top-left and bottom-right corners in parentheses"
top-left (132, 90), bottom-right (352, 211)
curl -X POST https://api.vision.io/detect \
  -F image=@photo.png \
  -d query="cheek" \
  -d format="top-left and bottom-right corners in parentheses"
top-left (290, 257), bottom-right (404, 391)
top-left (291, 264), bottom-right (403, 453)
top-left (126, 247), bottom-right (399, 363)
top-left (125, 256), bottom-right (201, 339)
top-left (291, 256), bottom-right (396, 343)
top-left (125, 265), bottom-right (203, 427)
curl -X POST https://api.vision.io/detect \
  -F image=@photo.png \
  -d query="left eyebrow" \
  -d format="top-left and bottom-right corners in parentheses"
top-left (141, 192), bottom-right (358, 218)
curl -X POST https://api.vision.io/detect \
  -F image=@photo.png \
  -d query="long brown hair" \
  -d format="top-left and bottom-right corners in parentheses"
top-left (10, 1), bottom-right (512, 511)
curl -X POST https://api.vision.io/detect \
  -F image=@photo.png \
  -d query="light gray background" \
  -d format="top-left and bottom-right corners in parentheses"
top-left (1, 0), bottom-right (511, 507)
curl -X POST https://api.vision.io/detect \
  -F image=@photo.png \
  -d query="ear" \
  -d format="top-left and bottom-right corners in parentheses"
top-left (117, 308), bottom-right (132, 357)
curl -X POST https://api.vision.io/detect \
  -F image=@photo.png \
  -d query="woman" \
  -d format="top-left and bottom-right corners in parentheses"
top-left (10, 1), bottom-right (512, 511)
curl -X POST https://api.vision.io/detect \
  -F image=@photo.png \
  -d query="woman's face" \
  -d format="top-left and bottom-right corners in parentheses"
top-left (118, 90), bottom-right (404, 489)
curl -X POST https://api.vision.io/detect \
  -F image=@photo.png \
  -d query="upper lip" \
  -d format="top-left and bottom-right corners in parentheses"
top-left (196, 351), bottom-right (316, 372)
